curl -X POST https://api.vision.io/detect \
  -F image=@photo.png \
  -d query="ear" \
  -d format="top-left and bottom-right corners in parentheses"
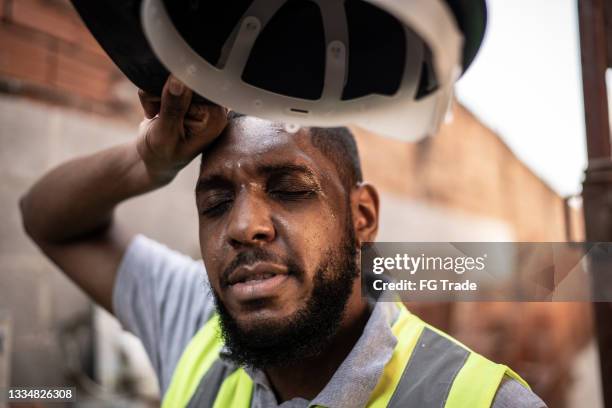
top-left (350, 182), bottom-right (379, 246)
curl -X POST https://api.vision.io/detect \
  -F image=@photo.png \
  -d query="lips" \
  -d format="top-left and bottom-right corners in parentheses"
top-left (226, 262), bottom-right (288, 286)
top-left (224, 262), bottom-right (293, 302)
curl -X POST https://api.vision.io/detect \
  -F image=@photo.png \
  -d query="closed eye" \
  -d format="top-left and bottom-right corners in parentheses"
top-left (198, 192), bottom-right (234, 217)
top-left (269, 189), bottom-right (317, 201)
top-left (200, 200), bottom-right (232, 216)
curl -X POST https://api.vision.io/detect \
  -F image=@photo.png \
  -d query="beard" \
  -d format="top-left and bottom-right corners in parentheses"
top-left (211, 218), bottom-right (359, 369)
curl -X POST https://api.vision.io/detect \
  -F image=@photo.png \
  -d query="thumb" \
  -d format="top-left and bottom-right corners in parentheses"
top-left (158, 75), bottom-right (192, 135)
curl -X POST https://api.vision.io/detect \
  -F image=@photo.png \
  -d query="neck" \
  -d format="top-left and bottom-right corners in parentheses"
top-left (264, 281), bottom-right (370, 402)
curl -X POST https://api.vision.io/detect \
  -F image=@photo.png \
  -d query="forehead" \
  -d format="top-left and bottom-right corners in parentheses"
top-left (201, 117), bottom-right (329, 177)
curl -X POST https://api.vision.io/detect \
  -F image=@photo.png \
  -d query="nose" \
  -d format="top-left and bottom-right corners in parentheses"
top-left (226, 191), bottom-right (276, 248)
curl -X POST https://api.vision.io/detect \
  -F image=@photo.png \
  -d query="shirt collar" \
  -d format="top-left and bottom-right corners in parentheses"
top-left (235, 300), bottom-right (400, 408)
top-left (308, 300), bottom-right (399, 408)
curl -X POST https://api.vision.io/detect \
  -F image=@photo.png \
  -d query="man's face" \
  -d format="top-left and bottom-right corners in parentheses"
top-left (196, 117), bottom-right (360, 365)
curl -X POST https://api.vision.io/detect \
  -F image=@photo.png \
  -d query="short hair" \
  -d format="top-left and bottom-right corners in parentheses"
top-left (222, 112), bottom-right (363, 191)
top-left (308, 126), bottom-right (363, 191)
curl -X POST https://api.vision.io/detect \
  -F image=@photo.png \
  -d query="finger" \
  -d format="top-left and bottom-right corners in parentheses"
top-left (158, 75), bottom-right (192, 136)
top-left (181, 105), bottom-right (228, 154)
top-left (138, 89), bottom-right (161, 119)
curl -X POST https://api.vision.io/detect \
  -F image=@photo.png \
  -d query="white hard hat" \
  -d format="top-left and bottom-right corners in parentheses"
top-left (73, 0), bottom-right (487, 141)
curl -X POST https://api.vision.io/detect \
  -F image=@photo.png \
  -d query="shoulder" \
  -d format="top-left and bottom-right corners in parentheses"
top-left (118, 234), bottom-right (203, 276)
top-left (112, 235), bottom-right (216, 392)
top-left (492, 377), bottom-right (547, 408)
top-left (392, 306), bottom-right (547, 408)
top-left (114, 234), bottom-right (207, 298)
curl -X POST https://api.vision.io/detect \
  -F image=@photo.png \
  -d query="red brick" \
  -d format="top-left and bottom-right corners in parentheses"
top-left (54, 46), bottom-right (116, 103)
top-left (11, 0), bottom-right (108, 57)
top-left (57, 40), bottom-right (115, 72)
top-left (0, 24), bottom-right (52, 87)
top-left (75, 27), bottom-right (107, 57)
top-left (12, 0), bottom-right (84, 45)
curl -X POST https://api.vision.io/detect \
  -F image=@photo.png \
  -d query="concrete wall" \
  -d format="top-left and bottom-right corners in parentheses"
top-left (0, 94), bottom-right (201, 400)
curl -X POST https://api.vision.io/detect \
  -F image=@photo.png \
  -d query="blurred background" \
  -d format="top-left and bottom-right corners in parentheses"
top-left (0, 0), bottom-right (603, 407)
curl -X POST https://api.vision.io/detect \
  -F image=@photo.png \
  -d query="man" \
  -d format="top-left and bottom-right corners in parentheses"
top-left (20, 76), bottom-right (546, 407)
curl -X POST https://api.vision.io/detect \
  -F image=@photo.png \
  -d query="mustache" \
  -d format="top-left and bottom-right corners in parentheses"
top-left (220, 247), bottom-right (303, 287)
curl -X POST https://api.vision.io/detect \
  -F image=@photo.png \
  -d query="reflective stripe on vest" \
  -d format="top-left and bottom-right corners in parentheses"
top-left (162, 315), bottom-right (224, 408)
top-left (163, 304), bottom-right (529, 408)
top-left (186, 359), bottom-right (253, 408)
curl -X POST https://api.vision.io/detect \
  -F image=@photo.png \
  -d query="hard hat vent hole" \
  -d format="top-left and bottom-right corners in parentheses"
top-left (290, 108), bottom-right (309, 114)
top-left (415, 47), bottom-right (439, 100)
top-left (164, 0), bottom-right (253, 67)
top-left (242, 0), bottom-right (325, 100)
top-left (341, 0), bottom-right (406, 100)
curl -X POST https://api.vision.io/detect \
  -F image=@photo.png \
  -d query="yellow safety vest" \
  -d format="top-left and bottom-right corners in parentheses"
top-left (162, 303), bottom-right (529, 408)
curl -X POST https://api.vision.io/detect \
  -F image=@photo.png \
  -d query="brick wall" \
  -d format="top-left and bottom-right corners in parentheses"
top-left (0, 0), bottom-right (137, 117)
top-left (352, 103), bottom-right (584, 242)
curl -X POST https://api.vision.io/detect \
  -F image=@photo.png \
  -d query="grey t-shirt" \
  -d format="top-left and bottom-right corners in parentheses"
top-left (112, 235), bottom-right (547, 407)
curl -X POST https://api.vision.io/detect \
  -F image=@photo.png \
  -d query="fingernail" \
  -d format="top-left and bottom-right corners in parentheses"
top-left (201, 111), bottom-right (209, 126)
top-left (169, 77), bottom-right (184, 96)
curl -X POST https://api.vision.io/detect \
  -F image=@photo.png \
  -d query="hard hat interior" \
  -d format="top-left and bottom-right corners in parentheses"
top-left (165, 0), bottom-right (408, 101)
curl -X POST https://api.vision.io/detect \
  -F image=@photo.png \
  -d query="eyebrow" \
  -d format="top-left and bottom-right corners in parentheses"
top-left (195, 162), bottom-right (318, 193)
top-left (195, 175), bottom-right (232, 194)
top-left (258, 163), bottom-right (317, 179)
